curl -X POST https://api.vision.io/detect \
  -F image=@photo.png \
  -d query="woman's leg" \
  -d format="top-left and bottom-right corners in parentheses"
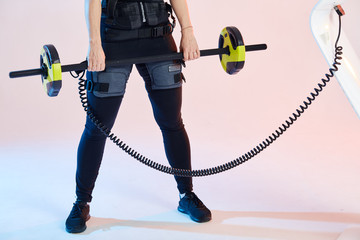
top-left (75, 75), bottom-right (124, 202)
top-left (136, 63), bottom-right (192, 194)
top-left (136, 63), bottom-right (211, 223)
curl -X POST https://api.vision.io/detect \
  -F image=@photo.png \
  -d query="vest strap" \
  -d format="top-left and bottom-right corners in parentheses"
top-left (105, 23), bottom-right (173, 42)
top-left (106, 0), bottom-right (118, 21)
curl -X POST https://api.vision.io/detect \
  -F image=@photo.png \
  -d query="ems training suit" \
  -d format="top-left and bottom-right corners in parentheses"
top-left (76, 0), bottom-right (192, 202)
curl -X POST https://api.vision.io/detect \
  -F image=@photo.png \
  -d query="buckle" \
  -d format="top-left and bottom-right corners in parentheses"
top-left (151, 26), bottom-right (170, 37)
top-left (86, 79), bottom-right (94, 92)
top-left (151, 27), bottom-right (160, 37)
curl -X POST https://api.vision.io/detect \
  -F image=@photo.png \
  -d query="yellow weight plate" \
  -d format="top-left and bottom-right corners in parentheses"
top-left (40, 44), bottom-right (62, 97)
top-left (219, 26), bottom-right (245, 75)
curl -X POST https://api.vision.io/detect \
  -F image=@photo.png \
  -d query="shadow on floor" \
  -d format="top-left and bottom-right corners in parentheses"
top-left (82, 210), bottom-right (360, 239)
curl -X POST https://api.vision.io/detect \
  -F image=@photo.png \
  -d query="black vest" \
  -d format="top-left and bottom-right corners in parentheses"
top-left (103, 0), bottom-right (170, 30)
top-left (100, 0), bottom-right (177, 61)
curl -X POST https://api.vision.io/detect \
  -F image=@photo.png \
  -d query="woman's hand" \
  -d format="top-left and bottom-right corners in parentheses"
top-left (87, 41), bottom-right (106, 72)
top-left (180, 27), bottom-right (200, 61)
top-left (85, 0), bottom-right (105, 72)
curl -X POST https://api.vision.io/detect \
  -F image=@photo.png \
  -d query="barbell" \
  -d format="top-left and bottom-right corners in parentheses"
top-left (9, 26), bottom-right (267, 97)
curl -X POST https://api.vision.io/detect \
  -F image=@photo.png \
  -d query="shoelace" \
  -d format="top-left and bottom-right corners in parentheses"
top-left (70, 203), bottom-right (84, 218)
top-left (186, 193), bottom-right (204, 208)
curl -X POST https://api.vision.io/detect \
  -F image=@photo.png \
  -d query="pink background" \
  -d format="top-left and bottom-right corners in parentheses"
top-left (1, 0), bottom-right (359, 166)
top-left (1, 1), bottom-right (360, 239)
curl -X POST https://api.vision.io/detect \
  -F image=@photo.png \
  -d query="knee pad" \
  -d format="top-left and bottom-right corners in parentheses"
top-left (146, 61), bottom-right (184, 90)
top-left (87, 65), bottom-right (132, 98)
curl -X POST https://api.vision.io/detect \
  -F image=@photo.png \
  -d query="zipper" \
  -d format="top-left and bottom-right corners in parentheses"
top-left (139, 2), bottom-right (146, 23)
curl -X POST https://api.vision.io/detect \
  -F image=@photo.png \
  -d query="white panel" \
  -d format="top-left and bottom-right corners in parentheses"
top-left (311, 0), bottom-right (360, 119)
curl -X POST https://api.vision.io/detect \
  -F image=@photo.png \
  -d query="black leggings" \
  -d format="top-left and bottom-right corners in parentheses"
top-left (76, 63), bottom-right (192, 202)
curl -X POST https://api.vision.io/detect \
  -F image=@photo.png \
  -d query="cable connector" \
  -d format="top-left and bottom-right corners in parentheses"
top-left (334, 5), bottom-right (345, 16)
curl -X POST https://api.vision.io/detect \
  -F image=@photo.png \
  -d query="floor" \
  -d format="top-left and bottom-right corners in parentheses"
top-left (1, 111), bottom-right (360, 240)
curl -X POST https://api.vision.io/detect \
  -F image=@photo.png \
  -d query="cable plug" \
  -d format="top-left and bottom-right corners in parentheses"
top-left (334, 5), bottom-right (345, 16)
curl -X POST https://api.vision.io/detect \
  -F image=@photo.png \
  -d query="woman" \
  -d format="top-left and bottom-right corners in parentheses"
top-left (65, 0), bottom-right (211, 233)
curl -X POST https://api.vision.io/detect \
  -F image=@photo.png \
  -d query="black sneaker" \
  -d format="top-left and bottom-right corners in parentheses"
top-left (178, 192), bottom-right (212, 223)
top-left (65, 201), bottom-right (90, 233)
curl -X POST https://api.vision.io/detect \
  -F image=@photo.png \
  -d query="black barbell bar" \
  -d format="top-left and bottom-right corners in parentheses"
top-left (9, 44), bottom-right (266, 79)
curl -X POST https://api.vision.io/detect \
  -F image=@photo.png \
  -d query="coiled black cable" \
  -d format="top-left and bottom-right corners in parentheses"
top-left (72, 15), bottom-right (343, 177)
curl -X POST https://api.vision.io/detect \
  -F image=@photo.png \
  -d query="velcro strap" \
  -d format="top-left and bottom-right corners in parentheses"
top-left (86, 80), bottom-right (109, 93)
top-left (174, 73), bottom-right (182, 83)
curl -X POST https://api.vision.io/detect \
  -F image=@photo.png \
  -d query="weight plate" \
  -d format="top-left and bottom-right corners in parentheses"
top-left (40, 44), bottom-right (62, 97)
top-left (219, 26), bottom-right (245, 75)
